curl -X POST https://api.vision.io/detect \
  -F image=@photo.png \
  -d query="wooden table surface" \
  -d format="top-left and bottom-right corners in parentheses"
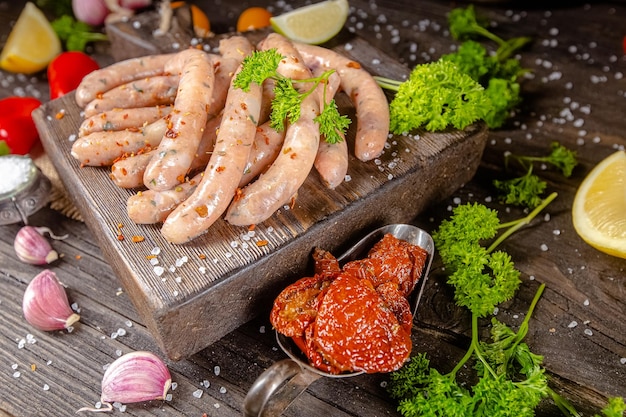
top-left (1, 0), bottom-right (625, 416)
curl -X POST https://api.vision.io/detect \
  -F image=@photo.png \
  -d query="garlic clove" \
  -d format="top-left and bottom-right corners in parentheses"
top-left (77, 351), bottom-right (172, 413)
top-left (22, 269), bottom-right (80, 331)
top-left (101, 351), bottom-right (172, 404)
top-left (14, 226), bottom-right (59, 265)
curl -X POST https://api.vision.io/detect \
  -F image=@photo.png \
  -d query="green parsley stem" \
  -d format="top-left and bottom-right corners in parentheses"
top-left (372, 76), bottom-right (402, 91)
top-left (488, 192), bottom-right (558, 253)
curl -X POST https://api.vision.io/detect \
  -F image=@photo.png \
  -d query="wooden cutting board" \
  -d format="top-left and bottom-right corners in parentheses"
top-left (32, 24), bottom-right (487, 360)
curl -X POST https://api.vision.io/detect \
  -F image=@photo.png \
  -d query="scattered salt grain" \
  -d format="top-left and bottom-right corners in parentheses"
top-left (214, 365), bottom-right (221, 376)
top-left (153, 266), bottom-right (165, 276)
top-left (259, 326), bottom-right (266, 333)
top-left (620, 358), bottom-right (626, 365)
top-left (13, 371), bottom-right (21, 378)
top-left (220, 386), bottom-right (227, 394)
top-left (568, 321), bottom-right (578, 328)
top-left (43, 384), bottom-right (50, 391)
top-left (203, 379), bottom-right (210, 388)
top-left (584, 328), bottom-right (593, 336)
top-left (192, 389), bottom-right (203, 398)
top-left (540, 243), bottom-right (549, 252)
top-left (583, 299), bottom-right (590, 306)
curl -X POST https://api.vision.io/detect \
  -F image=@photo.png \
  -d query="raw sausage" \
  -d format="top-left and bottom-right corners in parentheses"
top-left (71, 118), bottom-right (166, 166)
top-left (143, 49), bottom-right (215, 191)
top-left (225, 34), bottom-right (321, 226)
top-left (79, 106), bottom-right (172, 137)
top-left (294, 42), bottom-right (390, 161)
top-left (75, 53), bottom-right (175, 107)
top-left (160, 64), bottom-right (263, 243)
top-left (82, 75), bottom-right (179, 117)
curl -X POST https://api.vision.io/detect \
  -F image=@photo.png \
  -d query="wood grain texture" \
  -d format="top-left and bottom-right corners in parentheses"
top-left (1, 0), bottom-right (625, 416)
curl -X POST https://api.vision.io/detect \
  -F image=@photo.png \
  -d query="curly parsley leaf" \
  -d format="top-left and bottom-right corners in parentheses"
top-left (315, 99), bottom-right (351, 144)
top-left (376, 60), bottom-right (490, 133)
top-left (494, 142), bottom-right (578, 208)
top-left (494, 167), bottom-right (547, 209)
top-left (233, 49), bottom-right (283, 91)
top-left (51, 15), bottom-right (108, 52)
top-left (234, 49), bottom-right (349, 142)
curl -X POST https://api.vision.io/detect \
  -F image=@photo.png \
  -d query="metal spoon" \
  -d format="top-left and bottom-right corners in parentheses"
top-left (243, 223), bottom-right (435, 417)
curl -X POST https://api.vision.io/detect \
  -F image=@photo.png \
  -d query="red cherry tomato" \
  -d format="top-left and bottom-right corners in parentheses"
top-left (0, 96), bottom-right (42, 155)
top-left (47, 51), bottom-right (100, 100)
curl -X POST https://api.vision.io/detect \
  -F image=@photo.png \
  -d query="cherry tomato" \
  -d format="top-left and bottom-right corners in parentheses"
top-left (0, 96), bottom-right (42, 155)
top-left (47, 51), bottom-right (100, 100)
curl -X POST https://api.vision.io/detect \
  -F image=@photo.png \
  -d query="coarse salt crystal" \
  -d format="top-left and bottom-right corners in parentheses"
top-left (220, 386), bottom-right (227, 394)
top-left (192, 389), bottom-right (203, 398)
top-left (584, 328), bottom-right (593, 336)
top-left (568, 321), bottom-right (578, 328)
top-left (214, 365), bottom-right (221, 376)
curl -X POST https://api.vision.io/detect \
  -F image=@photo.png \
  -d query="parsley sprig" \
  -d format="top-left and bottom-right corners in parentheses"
top-left (375, 5), bottom-right (532, 133)
top-left (51, 15), bottom-right (109, 52)
top-left (494, 142), bottom-right (578, 208)
top-left (388, 193), bottom-right (583, 417)
top-left (234, 49), bottom-right (351, 144)
top-left (374, 60), bottom-right (489, 134)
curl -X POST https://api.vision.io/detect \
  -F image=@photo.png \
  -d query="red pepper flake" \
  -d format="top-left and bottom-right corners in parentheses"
top-left (248, 224), bottom-right (256, 232)
top-left (146, 254), bottom-right (157, 260)
top-left (198, 253), bottom-right (207, 260)
top-left (55, 110), bottom-right (65, 119)
top-left (75, 254), bottom-right (82, 260)
top-left (195, 205), bottom-right (209, 217)
top-left (31, 364), bottom-right (36, 371)
top-left (96, 92), bottom-right (104, 99)
top-left (289, 196), bottom-right (296, 209)
top-left (290, 152), bottom-right (297, 159)
top-left (176, 174), bottom-right (186, 183)
top-left (117, 234), bottom-right (125, 241)
top-left (233, 188), bottom-right (244, 202)
top-left (347, 61), bottom-right (361, 69)
top-left (256, 239), bottom-right (269, 247)
top-left (132, 235), bottom-right (145, 243)
top-left (282, 147), bottom-right (293, 154)
top-left (216, 165), bottom-right (226, 173)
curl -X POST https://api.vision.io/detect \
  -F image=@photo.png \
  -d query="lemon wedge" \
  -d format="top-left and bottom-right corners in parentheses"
top-left (270, 0), bottom-right (349, 45)
top-left (0, 2), bottom-right (62, 74)
top-left (572, 150), bottom-right (626, 259)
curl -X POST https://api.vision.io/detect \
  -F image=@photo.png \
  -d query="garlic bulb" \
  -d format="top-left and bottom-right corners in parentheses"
top-left (72, 0), bottom-right (111, 26)
top-left (22, 269), bottom-right (80, 331)
top-left (77, 351), bottom-right (172, 413)
top-left (14, 226), bottom-right (62, 265)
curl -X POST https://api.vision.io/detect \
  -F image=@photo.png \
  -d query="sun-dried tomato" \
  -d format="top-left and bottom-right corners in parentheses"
top-left (271, 233), bottom-right (428, 375)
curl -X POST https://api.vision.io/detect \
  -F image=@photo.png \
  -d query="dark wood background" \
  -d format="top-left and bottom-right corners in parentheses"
top-left (1, 0), bottom-right (625, 416)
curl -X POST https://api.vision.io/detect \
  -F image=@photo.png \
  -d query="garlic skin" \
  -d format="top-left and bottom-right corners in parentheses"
top-left (72, 0), bottom-right (111, 26)
top-left (14, 226), bottom-right (59, 265)
top-left (101, 351), bottom-right (172, 404)
top-left (22, 269), bottom-right (80, 331)
top-left (77, 351), bottom-right (172, 412)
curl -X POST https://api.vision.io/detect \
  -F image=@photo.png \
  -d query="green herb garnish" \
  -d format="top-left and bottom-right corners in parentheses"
top-left (234, 49), bottom-right (350, 144)
top-left (388, 193), bottom-right (583, 417)
top-left (494, 142), bottom-right (578, 208)
top-left (374, 60), bottom-right (489, 133)
top-left (51, 15), bottom-right (108, 52)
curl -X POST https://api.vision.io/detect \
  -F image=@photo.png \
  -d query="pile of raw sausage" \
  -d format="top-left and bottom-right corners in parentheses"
top-left (72, 33), bottom-right (390, 244)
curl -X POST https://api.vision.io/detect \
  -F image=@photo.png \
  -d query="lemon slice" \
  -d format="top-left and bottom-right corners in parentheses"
top-left (572, 150), bottom-right (626, 258)
top-left (0, 2), bottom-right (62, 74)
top-left (270, 0), bottom-right (350, 45)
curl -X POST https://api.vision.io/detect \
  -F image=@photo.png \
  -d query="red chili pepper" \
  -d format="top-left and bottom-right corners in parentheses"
top-left (0, 97), bottom-right (42, 155)
top-left (47, 51), bottom-right (100, 100)
top-left (623, 35), bottom-right (626, 54)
